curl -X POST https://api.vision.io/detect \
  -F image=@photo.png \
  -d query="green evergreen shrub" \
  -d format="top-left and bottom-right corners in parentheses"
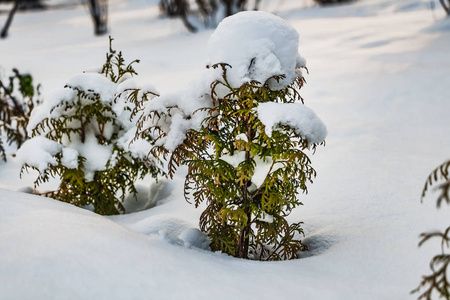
top-left (413, 160), bottom-right (450, 299)
top-left (19, 38), bottom-right (164, 215)
top-left (137, 63), bottom-right (326, 260)
top-left (0, 68), bottom-right (39, 161)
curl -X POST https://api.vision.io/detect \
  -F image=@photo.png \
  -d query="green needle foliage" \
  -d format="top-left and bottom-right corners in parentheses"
top-left (0, 68), bottom-right (40, 161)
top-left (413, 160), bottom-right (450, 300)
top-left (141, 63), bottom-right (324, 260)
top-left (21, 38), bottom-right (163, 215)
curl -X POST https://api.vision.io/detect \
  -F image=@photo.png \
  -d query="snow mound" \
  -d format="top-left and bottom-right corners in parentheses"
top-left (207, 11), bottom-right (306, 89)
top-left (179, 228), bottom-right (211, 249)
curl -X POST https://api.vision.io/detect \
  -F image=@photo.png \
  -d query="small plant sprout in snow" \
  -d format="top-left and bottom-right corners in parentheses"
top-left (17, 37), bottom-right (164, 215)
top-left (135, 11), bottom-right (327, 260)
top-left (0, 68), bottom-right (41, 162)
top-left (412, 159), bottom-right (450, 300)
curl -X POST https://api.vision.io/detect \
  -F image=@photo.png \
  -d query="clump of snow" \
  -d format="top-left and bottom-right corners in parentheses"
top-left (141, 70), bottom-right (215, 151)
top-left (117, 78), bottom-right (140, 93)
top-left (207, 11), bottom-right (306, 89)
top-left (16, 137), bottom-right (62, 173)
top-left (67, 73), bottom-right (117, 103)
top-left (61, 147), bottom-right (79, 169)
top-left (256, 102), bottom-right (327, 145)
top-left (117, 128), bottom-right (152, 160)
top-left (27, 88), bottom-right (77, 133)
top-left (256, 212), bottom-right (274, 223)
top-left (235, 133), bottom-right (248, 142)
top-left (67, 135), bottom-right (113, 181)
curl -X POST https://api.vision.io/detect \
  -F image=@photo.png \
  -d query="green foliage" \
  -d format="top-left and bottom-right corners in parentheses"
top-left (422, 160), bottom-right (450, 208)
top-left (100, 37), bottom-right (140, 84)
top-left (143, 63), bottom-right (323, 260)
top-left (21, 37), bottom-right (163, 215)
top-left (412, 160), bottom-right (450, 299)
top-left (0, 68), bottom-right (39, 161)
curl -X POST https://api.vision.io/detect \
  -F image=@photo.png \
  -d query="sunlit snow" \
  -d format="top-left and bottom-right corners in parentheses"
top-left (1, 0), bottom-right (450, 299)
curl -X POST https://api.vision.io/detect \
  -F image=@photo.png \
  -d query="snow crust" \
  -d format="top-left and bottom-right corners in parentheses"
top-left (257, 102), bottom-right (327, 144)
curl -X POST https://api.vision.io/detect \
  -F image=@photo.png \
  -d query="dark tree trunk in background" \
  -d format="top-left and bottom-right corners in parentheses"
top-left (159, 0), bottom-right (255, 32)
top-left (86, 0), bottom-right (108, 35)
top-left (440, 0), bottom-right (450, 15)
top-left (1, 0), bottom-right (20, 38)
top-left (1, 0), bottom-right (108, 38)
top-left (313, 0), bottom-right (354, 5)
top-left (160, 0), bottom-right (197, 32)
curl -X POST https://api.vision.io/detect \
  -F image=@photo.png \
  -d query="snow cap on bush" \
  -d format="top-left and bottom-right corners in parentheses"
top-left (16, 136), bottom-right (62, 173)
top-left (144, 11), bottom-right (308, 152)
top-left (207, 11), bottom-right (306, 89)
top-left (257, 102), bottom-right (327, 145)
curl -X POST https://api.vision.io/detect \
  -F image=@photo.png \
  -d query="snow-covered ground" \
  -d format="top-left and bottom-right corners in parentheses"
top-left (1, 0), bottom-right (450, 299)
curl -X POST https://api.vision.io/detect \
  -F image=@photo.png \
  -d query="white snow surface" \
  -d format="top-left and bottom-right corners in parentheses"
top-left (257, 102), bottom-right (327, 144)
top-left (1, 0), bottom-right (450, 299)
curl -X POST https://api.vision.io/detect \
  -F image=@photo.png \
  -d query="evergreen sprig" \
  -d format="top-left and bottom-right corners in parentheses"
top-left (101, 36), bottom-right (140, 83)
top-left (0, 69), bottom-right (40, 161)
top-left (413, 160), bottom-right (450, 299)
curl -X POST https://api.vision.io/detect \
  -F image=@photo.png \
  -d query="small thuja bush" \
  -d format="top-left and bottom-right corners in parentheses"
top-left (138, 64), bottom-right (326, 260)
top-left (19, 38), bottom-right (163, 215)
top-left (186, 65), bottom-right (325, 259)
top-left (0, 68), bottom-right (40, 161)
top-left (135, 11), bottom-right (327, 260)
top-left (412, 160), bottom-right (450, 299)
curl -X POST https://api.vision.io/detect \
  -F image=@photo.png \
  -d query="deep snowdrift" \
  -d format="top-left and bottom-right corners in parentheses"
top-left (1, 0), bottom-right (450, 299)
